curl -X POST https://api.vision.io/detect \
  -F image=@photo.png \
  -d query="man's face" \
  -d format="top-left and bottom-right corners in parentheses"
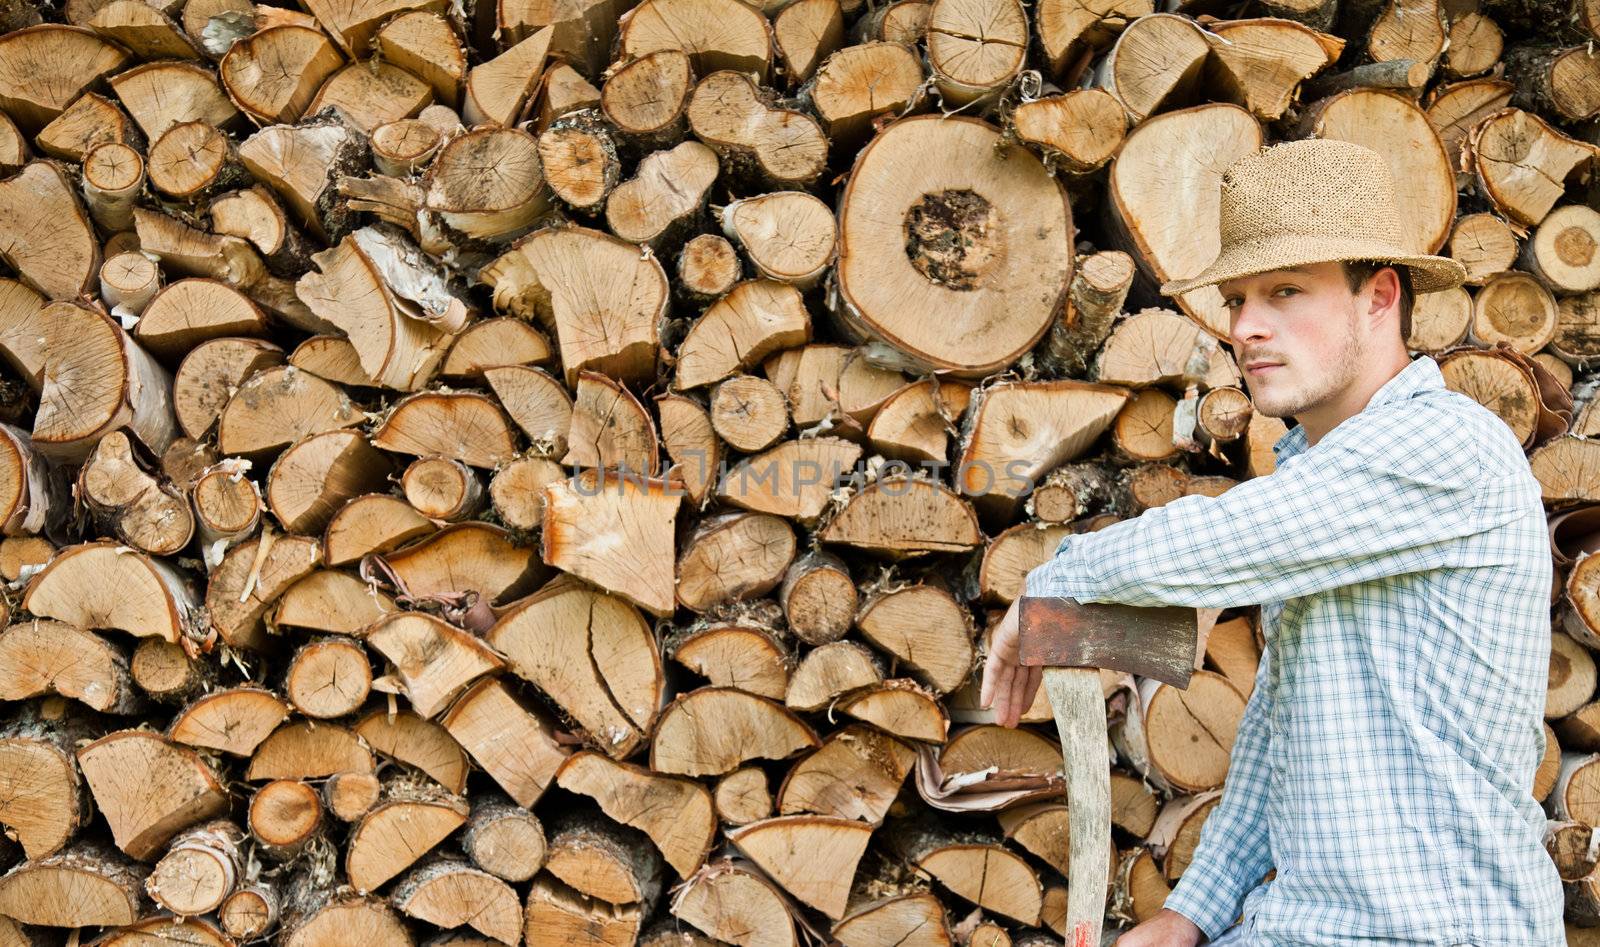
top-left (1218, 261), bottom-right (1370, 420)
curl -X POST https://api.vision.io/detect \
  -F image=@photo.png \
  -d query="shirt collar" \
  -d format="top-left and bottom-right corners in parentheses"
top-left (1271, 355), bottom-right (1444, 463)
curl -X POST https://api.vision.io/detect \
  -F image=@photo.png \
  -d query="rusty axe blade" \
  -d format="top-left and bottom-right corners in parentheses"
top-left (1016, 596), bottom-right (1200, 687)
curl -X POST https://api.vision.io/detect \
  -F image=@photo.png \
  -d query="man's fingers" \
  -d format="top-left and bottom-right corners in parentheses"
top-left (981, 655), bottom-right (1011, 712)
top-left (1006, 660), bottom-right (1033, 728)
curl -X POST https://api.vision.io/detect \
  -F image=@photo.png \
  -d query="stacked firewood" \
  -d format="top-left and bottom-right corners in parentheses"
top-left (0, 0), bottom-right (1597, 940)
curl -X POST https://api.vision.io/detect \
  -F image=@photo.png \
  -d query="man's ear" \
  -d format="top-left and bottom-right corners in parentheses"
top-left (1365, 266), bottom-right (1402, 324)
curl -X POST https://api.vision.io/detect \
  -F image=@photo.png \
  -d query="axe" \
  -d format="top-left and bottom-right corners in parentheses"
top-left (1017, 596), bottom-right (1200, 947)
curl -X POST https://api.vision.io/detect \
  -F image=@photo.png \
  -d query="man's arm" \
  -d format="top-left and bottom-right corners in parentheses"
top-left (1160, 648), bottom-right (1276, 941)
top-left (1023, 412), bottom-right (1486, 609)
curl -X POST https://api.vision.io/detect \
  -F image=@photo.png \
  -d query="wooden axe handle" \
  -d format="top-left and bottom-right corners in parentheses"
top-left (1043, 665), bottom-right (1109, 947)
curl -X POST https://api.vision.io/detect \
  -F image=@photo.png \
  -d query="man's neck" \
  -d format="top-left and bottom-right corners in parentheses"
top-left (1297, 350), bottom-right (1414, 448)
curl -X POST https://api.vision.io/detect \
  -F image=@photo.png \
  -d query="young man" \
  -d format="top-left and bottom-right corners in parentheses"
top-left (980, 140), bottom-right (1564, 945)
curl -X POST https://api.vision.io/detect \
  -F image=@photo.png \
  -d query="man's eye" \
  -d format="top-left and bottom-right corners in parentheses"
top-left (1275, 286), bottom-right (1299, 296)
top-left (1223, 297), bottom-right (1241, 308)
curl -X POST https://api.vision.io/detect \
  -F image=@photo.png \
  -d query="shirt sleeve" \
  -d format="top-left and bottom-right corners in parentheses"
top-left (1022, 410), bottom-right (1485, 609)
top-left (1161, 646), bottom-right (1276, 940)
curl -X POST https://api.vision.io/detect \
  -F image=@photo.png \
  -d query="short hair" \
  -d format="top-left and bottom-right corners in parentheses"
top-left (1340, 260), bottom-right (1415, 346)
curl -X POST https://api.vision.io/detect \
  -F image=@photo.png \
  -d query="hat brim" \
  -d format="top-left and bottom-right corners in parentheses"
top-left (1158, 235), bottom-right (1468, 297)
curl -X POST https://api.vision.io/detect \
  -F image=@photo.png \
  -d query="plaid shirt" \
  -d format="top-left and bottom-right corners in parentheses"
top-left (1023, 354), bottom-right (1563, 945)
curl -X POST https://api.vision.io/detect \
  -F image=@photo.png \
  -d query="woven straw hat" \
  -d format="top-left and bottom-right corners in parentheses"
top-left (1159, 139), bottom-right (1467, 297)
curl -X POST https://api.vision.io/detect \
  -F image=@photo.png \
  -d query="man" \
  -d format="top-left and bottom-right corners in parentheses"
top-left (980, 139), bottom-right (1564, 945)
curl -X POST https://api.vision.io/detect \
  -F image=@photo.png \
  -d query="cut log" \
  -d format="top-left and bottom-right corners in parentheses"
top-left (353, 708), bottom-right (470, 794)
top-left (728, 816), bottom-right (872, 918)
top-left (422, 127), bottom-right (550, 247)
top-left (1468, 107), bottom-right (1598, 227)
top-left (83, 143), bottom-right (146, 234)
top-left (25, 541), bottom-right (195, 644)
top-left (686, 71), bottom-right (828, 188)
top-left (545, 809), bottom-right (665, 906)
top-left (220, 881), bottom-right (282, 942)
top-left (146, 819), bottom-right (245, 916)
top-left (777, 723), bottom-right (914, 823)
top-left (775, 0), bottom-right (845, 85)
top-left (835, 116), bottom-right (1071, 375)
top-left (1111, 671), bottom-right (1247, 793)
top-left (855, 584), bottom-right (975, 695)
top-left (926, 0), bottom-right (1028, 107)
top-left (0, 702), bottom-right (96, 859)
top-left (538, 111), bottom-right (621, 213)
top-left (489, 456), bottom-right (566, 530)
top-left (168, 686), bottom-right (289, 756)
top-left (838, 679), bottom-right (951, 743)
top-left (79, 429), bottom-right (193, 556)
top-left (711, 374), bottom-right (790, 453)
top-left (361, 613), bottom-right (501, 719)
top-left (806, 42), bottom-right (926, 148)
top-left (781, 549), bottom-right (858, 645)
top-left (717, 436), bottom-right (861, 523)
top-left (542, 470), bottom-right (681, 616)
top-left (307, 61), bottom-right (435, 133)
top-left (131, 638), bottom-right (212, 703)
top-left (817, 476), bottom-right (984, 558)
top-left (482, 225), bottom-right (668, 387)
top-left (221, 26), bottom-right (345, 124)
top-left (670, 621), bottom-right (790, 700)
top-left (392, 856), bottom-right (523, 945)
top-left (525, 874), bottom-right (646, 946)
top-left (204, 532), bottom-right (322, 650)
top-left (324, 493), bottom-right (435, 565)
top-left (284, 636), bottom-right (372, 718)
top-left (889, 815), bottom-right (1042, 925)
top-left (677, 512), bottom-right (796, 612)
top-left (1524, 204), bottom-right (1600, 294)
top-left (77, 729), bottom-right (229, 860)
top-left (440, 676), bottom-right (569, 807)
top-left (715, 767), bottom-right (773, 826)
top-left (377, 521), bottom-right (542, 605)
top-left (486, 575), bottom-right (662, 755)
top-left (246, 719), bottom-right (375, 781)
top-left (280, 874), bottom-right (412, 947)
top-left (0, 621), bottom-right (141, 713)
top-left (0, 25), bottom-right (131, 131)
top-left (786, 640), bottom-right (881, 712)
top-left (619, 0), bottom-right (773, 79)
top-left (442, 317), bottom-right (554, 381)
top-left (324, 773), bottom-right (381, 826)
top-left (462, 26), bottom-right (553, 128)
top-left (608, 141), bottom-right (720, 249)
top-left (133, 206), bottom-right (268, 289)
top-left (0, 161), bottom-right (99, 301)
top-left (677, 279), bottom-right (812, 390)
top-left (957, 379), bottom-right (1131, 519)
top-left (671, 860), bottom-right (799, 946)
top-left (555, 750), bottom-right (718, 878)
top-left (273, 570), bottom-right (395, 637)
top-left (370, 118), bottom-right (444, 177)
top-left (652, 687), bottom-right (819, 776)
top-left (0, 840), bottom-right (146, 928)
top-left (833, 889), bottom-right (951, 947)
top-left (463, 796), bottom-right (546, 882)
top-left (265, 429), bottom-right (395, 534)
top-left (238, 111), bottom-right (367, 242)
top-left (1505, 43), bottom-right (1600, 124)
top-left (346, 774), bottom-right (469, 893)
top-left (1470, 271), bottom-right (1558, 355)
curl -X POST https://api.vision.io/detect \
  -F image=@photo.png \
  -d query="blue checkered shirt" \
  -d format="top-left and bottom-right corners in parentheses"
top-left (1023, 355), bottom-right (1563, 945)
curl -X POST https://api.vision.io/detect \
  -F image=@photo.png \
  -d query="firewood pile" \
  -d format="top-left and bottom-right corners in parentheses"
top-left (0, 0), bottom-right (1598, 940)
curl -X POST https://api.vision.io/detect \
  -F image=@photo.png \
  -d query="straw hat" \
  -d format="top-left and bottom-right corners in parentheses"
top-left (1159, 139), bottom-right (1467, 297)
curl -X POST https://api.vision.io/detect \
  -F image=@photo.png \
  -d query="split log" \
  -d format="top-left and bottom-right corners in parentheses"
top-left (777, 723), bottom-right (914, 823)
top-left (889, 815), bottom-right (1043, 925)
top-left (392, 856), bottom-right (523, 945)
top-left (542, 470), bottom-right (681, 616)
top-left (246, 719), bottom-right (376, 781)
top-left (346, 774), bottom-right (469, 893)
top-left (0, 161), bottom-right (99, 301)
top-left (671, 860), bottom-right (800, 946)
top-left (353, 708), bottom-right (469, 794)
top-left (807, 42), bottom-right (925, 148)
top-left (670, 620), bottom-right (791, 699)
top-left (652, 687), bottom-right (819, 776)
top-left (0, 840), bottom-right (147, 928)
top-left (364, 614), bottom-right (502, 716)
top-left (169, 686), bottom-right (289, 756)
top-left (715, 767), bottom-right (773, 826)
top-left (618, 0), bottom-right (774, 79)
top-left (77, 729), bottom-right (229, 859)
top-left (0, 702), bottom-right (97, 859)
top-left (676, 512), bottom-right (796, 612)
top-left (555, 750), bottom-right (718, 878)
top-left (0, 25), bottom-right (131, 131)
top-left (440, 676), bottom-right (569, 807)
top-left (729, 816), bottom-right (872, 918)
top-left (461, 26), bottom-right (553, 128)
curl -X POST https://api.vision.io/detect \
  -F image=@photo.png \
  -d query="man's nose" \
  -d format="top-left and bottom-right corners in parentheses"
top-left (1229, 301), bottom-right (1273, 347)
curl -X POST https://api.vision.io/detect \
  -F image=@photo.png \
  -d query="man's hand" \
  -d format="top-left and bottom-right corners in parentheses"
top-left (1114, 909), bottom-right (1206, 946)
top-left (980, 595), bottom-right (1042, 728)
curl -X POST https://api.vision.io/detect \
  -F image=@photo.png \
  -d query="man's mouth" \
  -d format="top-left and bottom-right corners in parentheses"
top-left (1246, 361), bottom-right (1283, 376)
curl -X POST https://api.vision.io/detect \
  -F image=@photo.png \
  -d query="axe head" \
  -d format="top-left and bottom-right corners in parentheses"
top-left (1017, 596), bottom-right (1199, 688)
